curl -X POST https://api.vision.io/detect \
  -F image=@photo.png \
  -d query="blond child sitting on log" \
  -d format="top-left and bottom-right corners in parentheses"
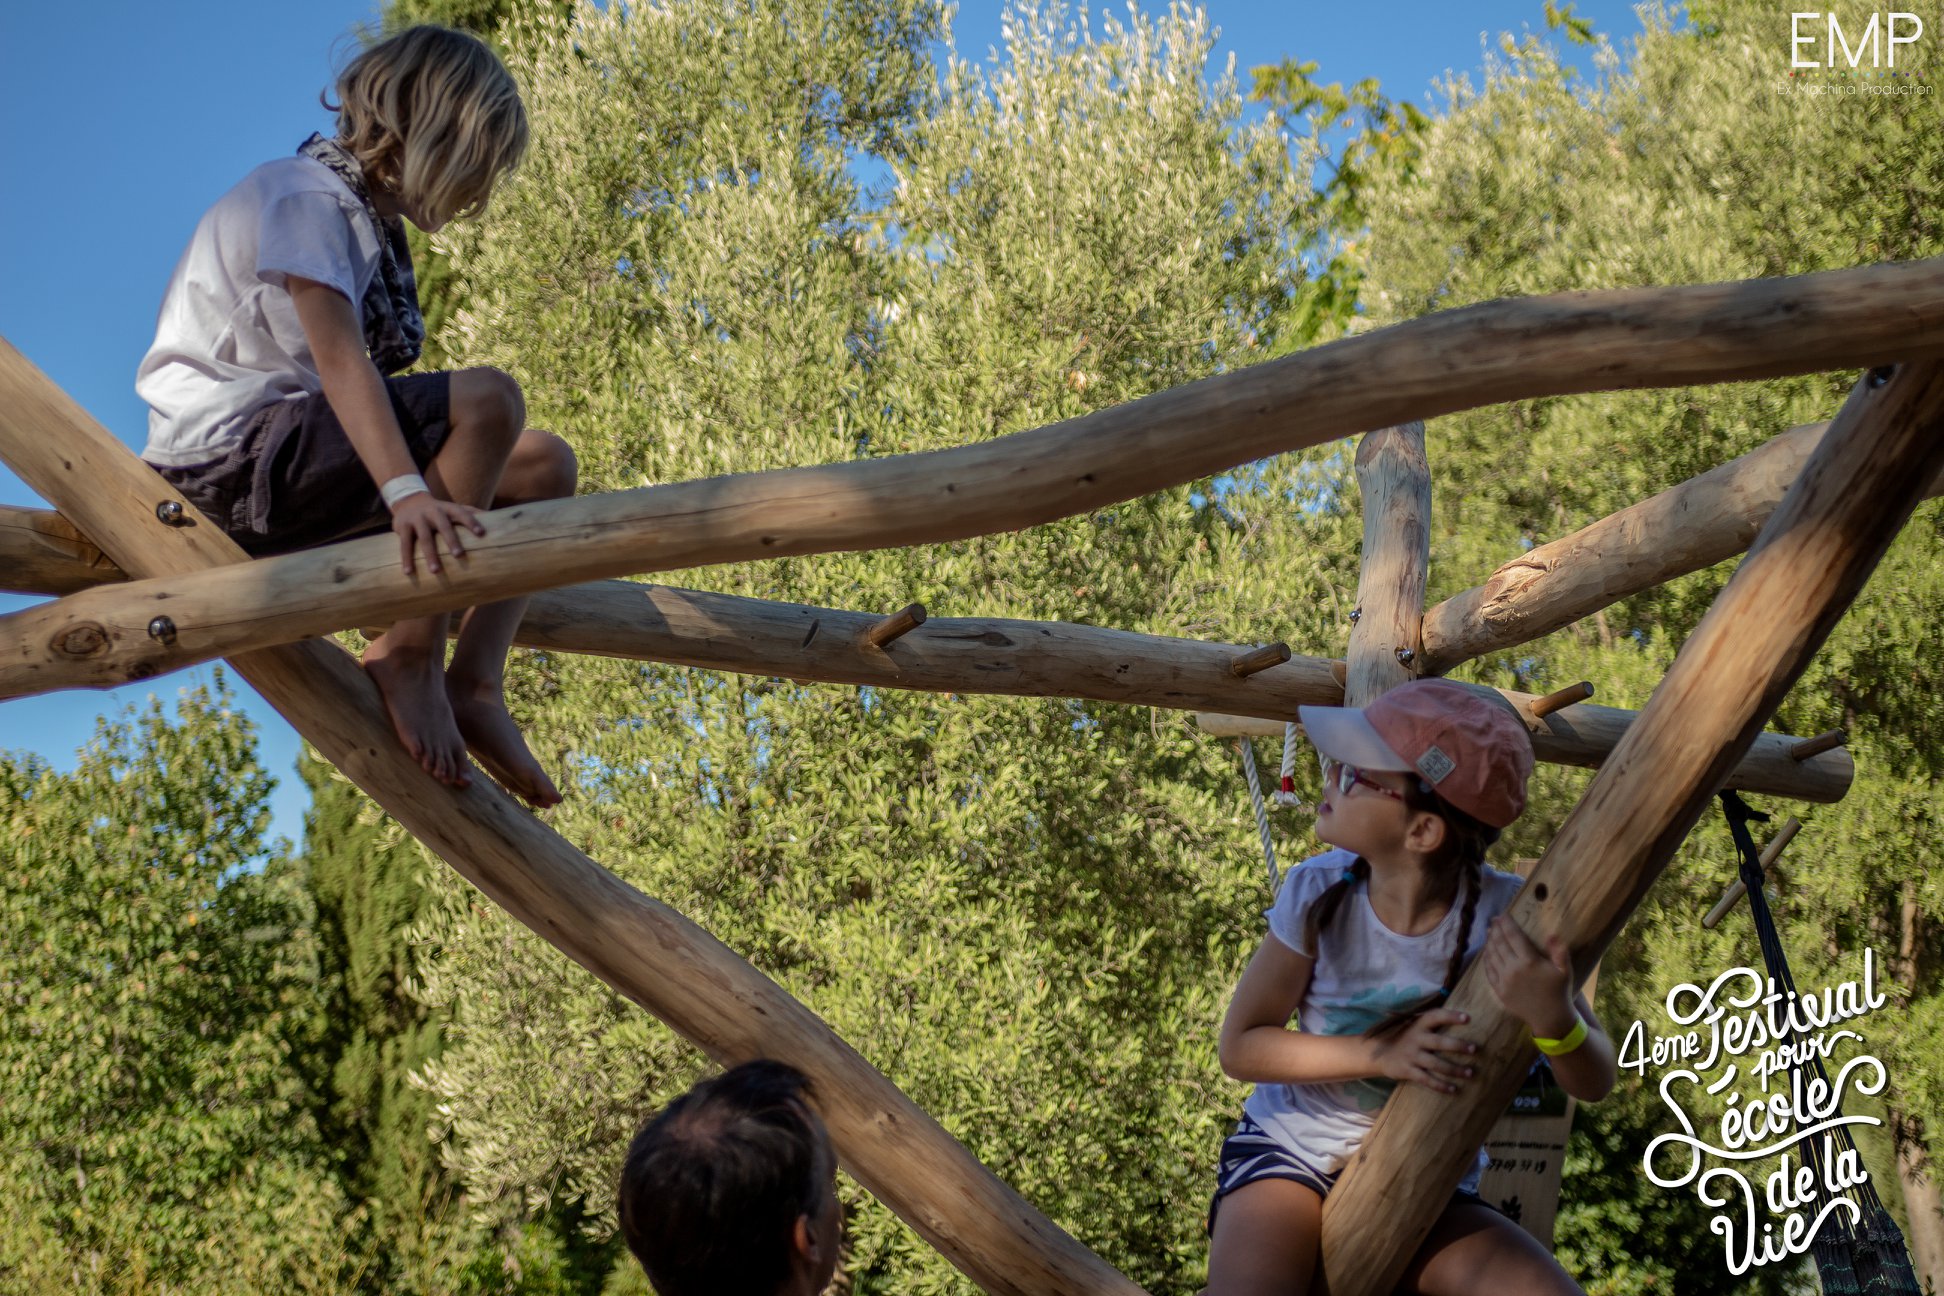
top-left (137, 26), bottom-right (575, 806)
top-left (1207, 679), bottom-right (1617, 1295)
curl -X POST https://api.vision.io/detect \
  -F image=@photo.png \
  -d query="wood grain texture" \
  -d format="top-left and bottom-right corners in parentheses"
top-left (0, 505), bottom-right (127, 595)
top-left (1346, 424), bottom-right (1428, 707)
top-left (1317, 360), bottom-right (1944, 1296)
top-left (0, 342), bottom-right (1146, 1296)
top-left (1419, 421), bottom-right (1944, 673)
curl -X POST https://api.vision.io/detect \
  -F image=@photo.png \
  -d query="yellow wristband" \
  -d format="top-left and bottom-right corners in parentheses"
top-left (1533, 1015), bottom-right (1588, 1057)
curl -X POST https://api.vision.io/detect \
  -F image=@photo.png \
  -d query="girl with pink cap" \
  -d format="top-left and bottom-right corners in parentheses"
top-left (1205, 678), bottom-right (1617, 1295)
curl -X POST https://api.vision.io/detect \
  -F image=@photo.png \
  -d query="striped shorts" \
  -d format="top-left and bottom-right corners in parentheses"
top-left (1208, 1114), bottom-right (1491, 1234)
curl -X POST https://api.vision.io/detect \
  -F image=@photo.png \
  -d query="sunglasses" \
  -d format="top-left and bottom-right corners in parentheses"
top-left (1319, 756), bottom-right (1411, 804)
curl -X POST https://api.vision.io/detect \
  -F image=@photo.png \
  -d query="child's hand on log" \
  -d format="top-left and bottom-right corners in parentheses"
top-left (1481, 914), bottom-right (1577, 1041)
top-left (1372, 1007), bottom-right (1477, 1095)
top-left (392, 493), bottom-right (486, 577)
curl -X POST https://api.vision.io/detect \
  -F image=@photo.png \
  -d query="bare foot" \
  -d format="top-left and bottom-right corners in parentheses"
top-left (363, 640), bottom-right (473, 789)
top-left (446, 674), bottom-right (562, 808)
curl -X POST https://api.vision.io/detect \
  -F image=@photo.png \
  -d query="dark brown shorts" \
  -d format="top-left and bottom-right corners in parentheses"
top-left (152, 371), bottom-right (454, 556)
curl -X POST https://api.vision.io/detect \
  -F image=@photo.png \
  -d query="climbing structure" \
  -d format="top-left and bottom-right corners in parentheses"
top-left (5, 255), bottom-right (1944, 1296)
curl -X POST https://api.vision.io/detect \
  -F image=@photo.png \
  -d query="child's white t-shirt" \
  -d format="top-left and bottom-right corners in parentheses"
top-left (1242, 848), bottom-right (1525, 1191)
top-left (138, 156), bottom-right (384, 468)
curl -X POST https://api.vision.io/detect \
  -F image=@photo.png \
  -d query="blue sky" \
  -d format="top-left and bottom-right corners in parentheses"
top-left (0, 0), bottom-right (1647, 848)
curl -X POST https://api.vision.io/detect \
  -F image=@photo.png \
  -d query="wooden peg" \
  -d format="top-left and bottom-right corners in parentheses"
top-left (1789, 728), bottom-right (1847, 761)
top-left (1230, 642), bottom-right (1291, 679)
top-left (864, 602), bottom-right (926, 648)
top-left (1529, 681), bottom-right (1595, 719)
top-left (1702, 816), bottom-right (1802, 929)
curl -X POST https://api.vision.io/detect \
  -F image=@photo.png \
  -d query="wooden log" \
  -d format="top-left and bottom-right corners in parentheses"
top-left (1702, 816), bottom-right (1802, 929)
top-left (16, 256), bottom-right (1944, 694)
top-left (0, 512), bottom-right (1850, 803)
top-left (0, 511), bottom-right (1354, 720)
top-left (1228, 642), bottom-right (1291, 678)
top-left (19, 498), bottom-right (1846, 802)
top-left (0, 504), bottom-right (128, 595)
top-left (1528, 681), bottom-right (1594, 719)
top-left (1346, 424), bottom-right (1429, 707)
top-left (0, 354), bottom-right (1143, 1296)
top-left (1419, 422), bottom-right (1944, 673)
top-left (864, 602), bottom-right (926, 648)
top-left (1317, 360), bottom-right (1944, 1296)
top-left (1197, 676), bottom-right (1853, 804)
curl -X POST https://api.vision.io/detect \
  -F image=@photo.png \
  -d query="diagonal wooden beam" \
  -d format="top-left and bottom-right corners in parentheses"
top-left (12, 261), bottom-right (1944, 696)
top-left (0, 353), bottom-right (1145, 1293)
top-left (1317, 361), bottom-right (1944, 1296)
top-left (1418, 421), bottom-right (1944, 673)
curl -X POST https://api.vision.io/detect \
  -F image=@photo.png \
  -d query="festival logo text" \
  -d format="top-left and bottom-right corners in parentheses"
top-left (1620, 949), bottom-right (1889, 1276)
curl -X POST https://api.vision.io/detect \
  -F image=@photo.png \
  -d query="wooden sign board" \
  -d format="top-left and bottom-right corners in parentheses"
top-left (1477, 923), bottom-right (1602, 1248)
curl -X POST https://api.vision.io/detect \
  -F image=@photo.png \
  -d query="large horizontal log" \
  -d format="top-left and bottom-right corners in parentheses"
top-left (1319, 360), bottom-right (1944, 1296)
top-left (1195, 689), bottom-right (1854, 802)
top-left (0, 339), bottom-right (1146, 1295)
top-left (10, 259), bottom-right (1944, 696)
top-left (0, 513), bottom-right (1346, 712)
top-left (0, 501), bottom-right (1860, 802)
top-left (1418, 422), bottom-right (1944, 673)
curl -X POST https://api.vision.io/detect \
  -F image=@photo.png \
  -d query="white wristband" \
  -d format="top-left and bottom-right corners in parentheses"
top-left (380, 473), bottom-right (430, 510)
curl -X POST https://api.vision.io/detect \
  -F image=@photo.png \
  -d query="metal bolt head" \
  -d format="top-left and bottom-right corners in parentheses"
top-left (1868, 366), bottom-right (1895, 389)
top-left (147, 616), bottom-right (178, 645)
top-left (156, 500), bottom-right (188, 527)
top-left (1395, 647), bottom-right (1416, 664)
top-left (1349, 608), bottom-right (1362, 623)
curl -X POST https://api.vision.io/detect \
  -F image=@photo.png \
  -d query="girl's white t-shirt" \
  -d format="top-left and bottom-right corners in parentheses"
top-left (1242, 848), bottom-right (1525, 1191)
top-left (137, 156), bottom-right (384, 467)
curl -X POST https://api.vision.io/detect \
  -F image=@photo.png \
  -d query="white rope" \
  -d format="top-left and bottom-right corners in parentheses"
top-left (1275, 721), bottom-right (1303, 806)
top-left (1237, 738), bottom-right (1280, 890)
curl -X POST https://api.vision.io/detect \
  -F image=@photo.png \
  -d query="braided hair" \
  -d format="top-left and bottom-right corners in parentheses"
top-left (1300, 777), bottom-right (1501, 1042)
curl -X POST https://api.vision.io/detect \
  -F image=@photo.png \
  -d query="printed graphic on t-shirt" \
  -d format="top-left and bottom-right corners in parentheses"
top-left (1319, 981), bottom-right (1442, 1110)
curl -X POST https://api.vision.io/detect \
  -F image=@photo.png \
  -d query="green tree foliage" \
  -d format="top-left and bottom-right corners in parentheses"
top-left (1351, 2), bottom-right (1944, 1289)
top-left (299, 752), bottom-right (499, 1294)
top-left (403, 1), bottom-right (1348, 1290)
top-left (0, 681), bottom-right (360, 1294)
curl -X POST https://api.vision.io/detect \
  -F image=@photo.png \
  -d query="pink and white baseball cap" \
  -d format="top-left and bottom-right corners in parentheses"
top-left (1299, 678), bottom-right (1535, 828)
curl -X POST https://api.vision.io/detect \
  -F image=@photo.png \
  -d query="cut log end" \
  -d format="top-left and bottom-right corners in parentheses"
top-left (864, 602), bottom-right (927, 648)
top-left (1230, 642), bottom-right (1292, 678)
top-left (1529, 681), bottom-right (1595, 719)
top-left (1789, 728), bottom-right (1847, 761)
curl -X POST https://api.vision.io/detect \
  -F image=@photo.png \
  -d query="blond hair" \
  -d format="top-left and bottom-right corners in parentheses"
top-left (328, 26), bottom-right (528, 226)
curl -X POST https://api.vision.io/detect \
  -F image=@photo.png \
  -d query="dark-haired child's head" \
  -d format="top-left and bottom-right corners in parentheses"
top-left (619, 1060), bottom-right (841, 1296)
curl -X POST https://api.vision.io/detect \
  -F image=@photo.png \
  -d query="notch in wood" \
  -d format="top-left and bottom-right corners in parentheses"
top-left (864, 602), bottom-right (926, 648)
top-left (1702, 816), bottom-right (1802, 929)
top-left (1230, 642), bottom-right (1291, 678)
top-left (1789, 728), bottom-right (1847, 761)
top-left (1529, 681), bottom-right (1595, 719)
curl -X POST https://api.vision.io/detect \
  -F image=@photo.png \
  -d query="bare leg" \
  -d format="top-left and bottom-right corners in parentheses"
top-left (364, 609), bottom-right (470, 788)
top-left (362, 367), bottom-right (525, 792)
top-left (442, 423), bottom-right (577, 807)
top-left (1206, 1178), bottom-right (1325, 1296)
top-left (1400, 1200), bottom-right (1584, 1296)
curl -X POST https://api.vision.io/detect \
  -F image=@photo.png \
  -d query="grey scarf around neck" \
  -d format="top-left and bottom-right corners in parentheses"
top-left (296, 132), bottom-right (425, 374)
